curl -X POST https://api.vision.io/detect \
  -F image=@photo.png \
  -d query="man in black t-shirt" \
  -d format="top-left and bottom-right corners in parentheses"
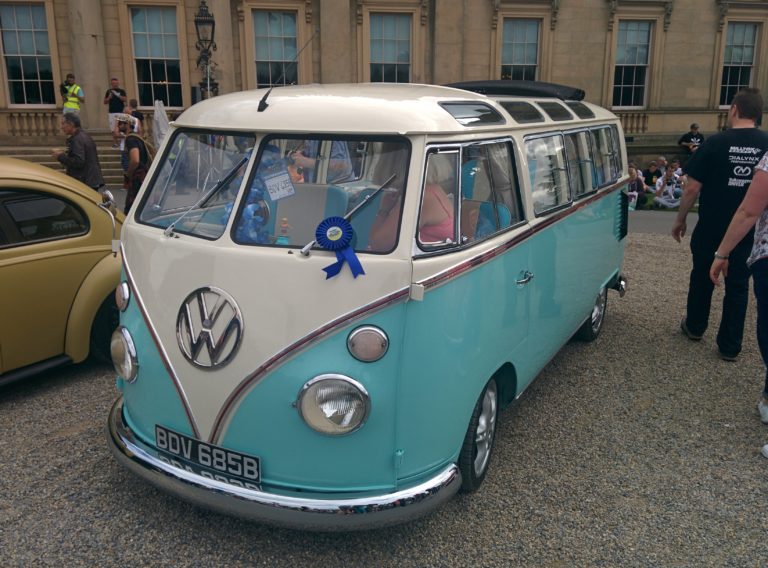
top-left (672, 88), bottom-right (768, 360)
top-left (678, 123), bottom-right (705, 158)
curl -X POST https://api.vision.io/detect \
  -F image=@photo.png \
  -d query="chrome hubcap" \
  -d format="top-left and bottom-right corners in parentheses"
top-left (474, 381), bottom-right (498, 477)
top-left (591, 289), bottom-right (607, 333)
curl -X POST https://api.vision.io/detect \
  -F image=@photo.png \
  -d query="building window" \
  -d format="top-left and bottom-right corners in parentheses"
top-left (720, 22), bottom-right (758, 106)
top-left (501, 19), bottom-right (539, 81)
top-left (130, 6), bottom-right (182, 107)
top-left (253, 11), bottom-right (298, 87)
top-left (612, 21), bottom-right (651, 108)
top-left (370, 13), bottom-right (410, 83)
top-left (0, 3), bottom-right (54, 105)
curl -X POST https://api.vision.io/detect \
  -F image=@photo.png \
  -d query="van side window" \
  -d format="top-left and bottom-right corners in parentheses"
top-left (588, 127), bottom-right (620, 187)
top-left (609, 125), bottom-right (623, 176)
top-left (418, 151), bottom-right (458, 248)
top-left (526, 135), bottom-right (571, 215)
top-left (565, 132), bottom-right (592, 198)
top-left (460, 141), bottom-right (523, 241)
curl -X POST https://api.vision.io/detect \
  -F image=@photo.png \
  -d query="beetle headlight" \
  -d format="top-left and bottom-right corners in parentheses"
top-left (347, 326), bottom-right (388, 362)
top-left (111, 326), bottom-right (138, 383)
top-left (297, 375), bottom-right (370, 435)
top-left (115, 281), bottom-right (130, 312)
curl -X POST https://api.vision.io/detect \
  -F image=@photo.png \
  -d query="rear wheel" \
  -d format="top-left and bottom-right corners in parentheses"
top-left (90, 294), bottom-right (119, 363)
top-left (574, 287), bottom-right (608, 342)
top-left (458, 378), bottom-right (498, 493)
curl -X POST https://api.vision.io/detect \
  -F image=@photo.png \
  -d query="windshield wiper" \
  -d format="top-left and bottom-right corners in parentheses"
top-left (163, 155), bottom-right (250, 237)
top-left (300, 173), bottom-right (396, 256)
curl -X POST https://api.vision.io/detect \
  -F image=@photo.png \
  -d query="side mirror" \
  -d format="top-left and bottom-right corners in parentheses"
top-left (102, 190), bottom-right (116, 207)
top-left (98, 190), bottom-right (120, 257)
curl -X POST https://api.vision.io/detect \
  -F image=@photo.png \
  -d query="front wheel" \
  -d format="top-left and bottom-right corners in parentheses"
top-left (458, 378), bottom-right (498, 493)
top-left (574, 287), bottom-right (608, 342)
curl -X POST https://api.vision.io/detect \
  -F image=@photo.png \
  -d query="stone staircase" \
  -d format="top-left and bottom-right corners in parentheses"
top-left (0, 129), bottom-right (126, 188)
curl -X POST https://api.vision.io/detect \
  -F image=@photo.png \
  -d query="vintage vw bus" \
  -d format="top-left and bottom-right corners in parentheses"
top-left (107, 81), bottom-right (628, 530)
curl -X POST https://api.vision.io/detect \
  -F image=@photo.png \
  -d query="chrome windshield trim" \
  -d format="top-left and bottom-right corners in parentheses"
top-left (107, 397), bottom-right (461, 531)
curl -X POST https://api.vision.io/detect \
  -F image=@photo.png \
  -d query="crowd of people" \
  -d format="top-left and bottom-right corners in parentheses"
top-left (50, 74), bottom-right (152, 214)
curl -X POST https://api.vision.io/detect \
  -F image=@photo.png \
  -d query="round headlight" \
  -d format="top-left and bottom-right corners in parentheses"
top-left (111, 326), bottom-right (138, 383)
top-left (115, 281), bottom-right (131, 312)
top-left (297, 375), bottom-right (370, 436)
top-left (347, 326), bottom-right (388, 362)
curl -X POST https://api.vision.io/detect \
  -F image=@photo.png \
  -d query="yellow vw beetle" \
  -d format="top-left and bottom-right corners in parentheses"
top-left (0, 157), bottom-right (123, 386)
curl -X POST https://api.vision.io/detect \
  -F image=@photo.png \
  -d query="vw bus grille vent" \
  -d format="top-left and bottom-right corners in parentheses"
top-left (616, 191), bottom-right (629, 241)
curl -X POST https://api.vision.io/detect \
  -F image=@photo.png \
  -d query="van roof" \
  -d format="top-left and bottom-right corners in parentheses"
top-left (174, 83), bottom-right (617, 135)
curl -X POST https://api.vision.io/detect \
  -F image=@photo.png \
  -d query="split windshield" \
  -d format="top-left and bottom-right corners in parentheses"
top-left (137, 130), bottom-right (410, 253)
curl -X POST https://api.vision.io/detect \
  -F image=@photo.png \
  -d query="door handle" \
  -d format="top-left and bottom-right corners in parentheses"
top-left (516, 270), bottom-right (534, 285)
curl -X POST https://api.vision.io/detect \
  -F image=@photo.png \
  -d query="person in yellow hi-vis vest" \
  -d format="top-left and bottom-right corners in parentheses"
top-left (59, 73), bottom-right (84, 115)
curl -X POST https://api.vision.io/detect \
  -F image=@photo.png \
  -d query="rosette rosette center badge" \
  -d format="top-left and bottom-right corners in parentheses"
top-left (315, 216), bottom-right (365, 279)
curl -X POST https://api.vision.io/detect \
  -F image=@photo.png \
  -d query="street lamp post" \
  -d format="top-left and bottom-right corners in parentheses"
top-left (194, 0), bottom-right (218, 99)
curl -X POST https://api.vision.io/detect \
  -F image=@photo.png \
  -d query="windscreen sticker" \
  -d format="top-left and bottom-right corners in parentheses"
top-left (262, 163), bottom-right (296, 201)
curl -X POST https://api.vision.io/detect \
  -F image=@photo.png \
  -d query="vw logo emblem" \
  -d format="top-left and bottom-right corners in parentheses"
top-left (176, 287), bottom-right (243, 369)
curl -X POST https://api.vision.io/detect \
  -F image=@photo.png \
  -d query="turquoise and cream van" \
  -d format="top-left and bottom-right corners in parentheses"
top-left (107, 81), bottom-right (628, 530)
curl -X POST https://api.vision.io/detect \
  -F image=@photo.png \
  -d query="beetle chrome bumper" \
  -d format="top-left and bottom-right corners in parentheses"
top-left (107, 397), bottom-right (461, 531)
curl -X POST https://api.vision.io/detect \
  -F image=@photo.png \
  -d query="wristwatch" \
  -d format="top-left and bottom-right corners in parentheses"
top-left (714, 251), bottom-right (729, 260)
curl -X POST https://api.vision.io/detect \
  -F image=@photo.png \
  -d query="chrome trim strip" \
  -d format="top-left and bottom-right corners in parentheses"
top-left (107, 397), bottom-right (461, 531)
top-left (209, 286), bottom-right (410, 444)
top-left (121, 242), bottom-right (201, 439)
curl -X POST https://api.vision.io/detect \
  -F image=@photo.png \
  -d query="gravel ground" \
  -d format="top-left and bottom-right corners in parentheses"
top-left (1, 232), bottom-right (767, 567)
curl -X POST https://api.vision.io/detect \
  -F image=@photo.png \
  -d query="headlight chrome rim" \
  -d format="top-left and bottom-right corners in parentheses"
top-left (111, 326), bottom-right (138, 383)
top-left (347, 326), bottom-right (389, 363)
top-left (297, 374), bottom-right (370, 436)
top-left (115, 281), bottom-right (130, 312)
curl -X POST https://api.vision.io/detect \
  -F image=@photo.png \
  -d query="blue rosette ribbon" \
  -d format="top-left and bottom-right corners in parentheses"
top-left (315, 216), bottom-right (365, 279)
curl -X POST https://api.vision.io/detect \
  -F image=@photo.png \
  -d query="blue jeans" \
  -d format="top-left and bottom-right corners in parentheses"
top-left (750, 258), bottom-right (768, 397)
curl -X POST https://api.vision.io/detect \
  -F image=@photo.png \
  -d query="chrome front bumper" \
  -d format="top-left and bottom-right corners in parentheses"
top-left (107, 397), bottom-right (462, 531)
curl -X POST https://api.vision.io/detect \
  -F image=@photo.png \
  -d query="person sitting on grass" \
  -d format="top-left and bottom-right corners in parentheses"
top-left (654, 167), bottom-right (682, 209)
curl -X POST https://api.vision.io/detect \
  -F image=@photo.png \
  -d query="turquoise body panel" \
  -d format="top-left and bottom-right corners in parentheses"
top-left (118, 279), bottom-right (195, 441)
top-left (221, 305), bottom-right (406, 492)
top-left (394, 190), bottom-right (624, 480)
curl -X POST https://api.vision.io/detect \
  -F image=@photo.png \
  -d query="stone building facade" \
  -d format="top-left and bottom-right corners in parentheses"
top-left (0, 0), bottom-right (766, 148)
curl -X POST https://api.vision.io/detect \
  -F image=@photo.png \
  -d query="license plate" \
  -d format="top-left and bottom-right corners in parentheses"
top-left (155, 425), bottom-right (261, 484)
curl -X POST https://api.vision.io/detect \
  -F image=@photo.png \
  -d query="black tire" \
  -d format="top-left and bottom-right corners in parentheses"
top-left (574, 287), bottom-right (608, 342)
top-left (90, 293), bottom-right (119, 363)
top-left (458, 378), bottom-right (498, 493)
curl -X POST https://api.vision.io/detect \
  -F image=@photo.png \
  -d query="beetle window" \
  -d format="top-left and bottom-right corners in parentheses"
top-left (536, 101), bottom-right (574, 121)
top-left (460, 141), bottom-right (523, 242)
top-left (525, 135), bottom-right (571, 215)
top-left (565, 132), bottom-right (592, 198)
top-left (439, 102), bottom-right (506, 126)
top-left (0, 190), bottom-right (88, 247)
top-left (418, 151), bottom-right (458, 248)
top-left (499, 101), bottom-right (544, 123)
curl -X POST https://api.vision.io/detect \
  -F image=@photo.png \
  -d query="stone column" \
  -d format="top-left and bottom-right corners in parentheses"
top-left (206, 0), bottom-right (235, 94)
top-left (66, 0), bottom-right (109, 130)
top-left (432, 0), bottom-right (464, 84)
top-left (319, 0), bottom-right (352, 83)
